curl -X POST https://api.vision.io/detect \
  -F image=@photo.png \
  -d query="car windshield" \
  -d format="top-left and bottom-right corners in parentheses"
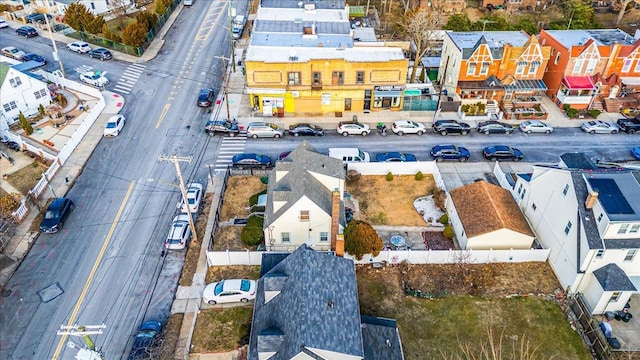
top-left (106, 122), bottom-right (116, 128)
top-left (240, 280), bottom-right (251, 291)
top-left (44, 210), bottom-right (58, 219)
top-left (214, 281), bottom-right (225, 295)
top-left (137, 330), bottom-right (157, 338)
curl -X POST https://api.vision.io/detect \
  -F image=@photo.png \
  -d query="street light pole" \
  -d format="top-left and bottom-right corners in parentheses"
top-left (43, 0), bottom-right (66, 78)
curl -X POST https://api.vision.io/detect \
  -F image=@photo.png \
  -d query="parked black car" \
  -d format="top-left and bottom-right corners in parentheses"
top-left (205, 119), bottom-right (239, 136)
top-left (197, 88), bottom-right (214, 107)
top-left (26, 13), bottom-right (51, 24)
top-left (288, 123), bottom-right (324, 136)
top-left (39, 198), bottom-right (74, 233)
top-left (16, 26), bottom-right (38, 38)
top-left (21, 53), bottom-right (46, 66)
top-left (432, 119), bottom-right (471, 136)
top-left (232, 153), bottom-right (273, 169)
top-left (616, 117), bottom-right (640, 134)
top-left (2, 141), bottom-right (21, 151)
top-left (430, 144), bottom-right (470, 162)
top-left (477, 121), bottom-right (514, 135)
top-left (88, 48), bottom-right (113, 61)
top-left (127, 320), bottom-right (162, 360)
top-left (375, 152), bottom-right (417, 162)
top-left (482, 145), bottom-right (523, 161)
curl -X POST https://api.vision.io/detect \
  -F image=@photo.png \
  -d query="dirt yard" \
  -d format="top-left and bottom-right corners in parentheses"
top-left (211, 226), bottom-right (244, 251)
top-left (346, 175), bottom-right (438, 226)
top-left (178, 193), bottom-right (213, 286)
top-left (219, 176), bottom-right (267, 221)
top-left (4, 162), bottom-right (48, 195)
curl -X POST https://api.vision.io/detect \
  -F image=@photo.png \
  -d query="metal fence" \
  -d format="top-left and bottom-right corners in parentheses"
top-left (403, 98), bottom-right (438, 111)
top-left (566, 293), bottom-right (611, 359)
top-left (207, 169), bottom-right (230, 252)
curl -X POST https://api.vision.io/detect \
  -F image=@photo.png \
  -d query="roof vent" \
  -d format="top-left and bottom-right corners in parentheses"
top-left (386, 339), bottom-right (392, 347)
top-left (327, 299), bottom-right (334, 308)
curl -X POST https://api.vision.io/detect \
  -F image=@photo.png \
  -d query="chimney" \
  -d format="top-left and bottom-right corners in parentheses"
top-left (330, 190), bottom-right (340, 251)
top-left (585, 191), bottom-right (599, 209)
top-left (335, 234), bottom-right (344, 257)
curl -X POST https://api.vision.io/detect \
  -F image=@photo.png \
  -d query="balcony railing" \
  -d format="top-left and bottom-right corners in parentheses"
top-left (557, 93), bottom-right (593, 105)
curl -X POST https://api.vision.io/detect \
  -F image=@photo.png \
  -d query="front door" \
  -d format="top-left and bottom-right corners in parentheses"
top-left (344, 98), bottom-right (352, 111)
top-left (363, 90), bottom-right (371, 112)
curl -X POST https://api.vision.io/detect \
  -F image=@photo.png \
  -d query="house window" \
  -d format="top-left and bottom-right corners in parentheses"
top-left (300, 210), bottom-right (310, 221)
top-left (624, 249), bottom-right (637, 262)
top-left (586, 60), bottom-right (597, 74)
top-left (480, 62), bottom-right (489, 75)
top-left (517, 184), bottom-right (523, 194)
top-left (542, 39), bottom-right (546, 46)
top-left (9, 77), bottom-right (22, 87)
top-left (521, 188), bottom-right (526, 199)
top-left (562, 184), bottom-right (569, 196)
top-left (635, 60), bottom-right (640, 73)
top-left (467, 62), bottom-right (476, 75)
top-left (288, 72), bottom-right (301, 85)
top-left (555, 53), bottom-right (561, 65)
top-left (2, 101), bottom-right (17, 112)
top-left (332, 71), bottom-right (344, 85)
top-left (356, 71), bottom-right (365, 84)
top-left (516, 62), bottom-right (525, 75)
top-left (531, 203), bottom-right (537, 211)
top-left (609, 292), bottom-right (621, 302)
top-left (281, 232), bottom-right (290, 242)
top-left (597, 213), bottom-right (603, 222)
top-left (595, 249), bottom-right (604, 259)
top-left (572, 60), bottom-right (583, 74)
top-left (622, 59), bottom-right (632, 72)
top-left (630, 224), bottom-right (640, 234)
top-left (34, 89), bottom-right (47, 99)
top-left (528, 62), bottom-right (538, 74)
top-left (564, 221), bottom-right (572, 235)
top-left (320, 232), bottom-right (329, 242)
top-left (618, 223), bottom-right (629, 234)
top-left (312, 72), bottom-right (321, 85)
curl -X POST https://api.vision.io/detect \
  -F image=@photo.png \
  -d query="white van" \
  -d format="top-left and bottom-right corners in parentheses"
top-left (184, 0), bottom-right (194, 6)
top-left (232, 15), bottom-right (246, 39)
top-left (328, 148), bottom-right (370, 165)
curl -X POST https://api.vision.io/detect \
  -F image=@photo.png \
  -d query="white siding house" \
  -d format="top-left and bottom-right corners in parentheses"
top-left (511, 153), bottom-right (639, 314)
top-left (0, 62), bottom-right (51, 125)
top-left (264, 141), bottom-right (346, 252)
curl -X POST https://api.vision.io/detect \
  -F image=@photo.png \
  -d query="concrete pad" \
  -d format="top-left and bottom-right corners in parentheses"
top-left (175, 285), bottom-right (204, 300)
top-left (37, 282), bottom-right (64, 303)
top-left (58, 123), bottom-right (80, 137)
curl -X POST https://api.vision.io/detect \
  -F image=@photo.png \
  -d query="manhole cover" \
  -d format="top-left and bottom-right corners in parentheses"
top-left (38, 282), bottom-right (64, 303)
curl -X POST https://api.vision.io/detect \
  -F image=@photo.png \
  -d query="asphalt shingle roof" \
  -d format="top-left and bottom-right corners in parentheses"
top-left (361, 316), bottom-right (405, 360)
top-left (260, 0), bottom-right (346, 9)
top-left (593, 263), bottom-right (638, 291)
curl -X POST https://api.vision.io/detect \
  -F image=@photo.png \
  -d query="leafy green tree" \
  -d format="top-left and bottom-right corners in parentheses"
top-left (548, 0), bottom-right (598, 30)
top-left (64, 3), bottom-right (91, 31)
top-left (512, 16), bottom-right (539, 35)
top-left (135, 10), bottom-right (158, 31)
top-left (344, 220), bottom-right (383, 260)
top-left (101, 24), bottom-right (121, 43)
top-left (472, 15), bottom-right (510, 31)
top-left (121, 22), bottom-right (148, 47)
top-left (444, 13), bottom-right (473, 31)
top-left (18, 112), bottom-right (33, 135)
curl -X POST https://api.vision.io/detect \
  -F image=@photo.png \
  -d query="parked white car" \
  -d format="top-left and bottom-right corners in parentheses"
top-left (67, 41), bottom-right (92, 53)
top-left (202, 279), bottom-right (257, 305)
top-left (337, 121), bottom-right (370, 136)
top-left (2, 46), bottom-right (26, 60)
top-left (80, 71), bottom-right (109, 87)
top-left (165, 214), bottom-right (191, 250)
top-left (180, 183), bottom-right (203, 214)
top-left (103, 114), bottom-right (125, 137)
top-left (391, 120), bottom-right (427, 136)
top-left (0, 19), bottom-right (9, 29)
top-left (519, 120), bottom-right (553, 134)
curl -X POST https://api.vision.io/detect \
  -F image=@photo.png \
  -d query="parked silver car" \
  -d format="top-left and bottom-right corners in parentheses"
top-left (519, 120), bottom-right (553, 134)
top-left (581, 120), bottom-right (619, 134)
top-left (246, 122), bottom-right (284, 138)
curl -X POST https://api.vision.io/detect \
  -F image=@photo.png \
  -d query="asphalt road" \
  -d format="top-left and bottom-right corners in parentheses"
top-left (0, 1), bottom-right (246, 359)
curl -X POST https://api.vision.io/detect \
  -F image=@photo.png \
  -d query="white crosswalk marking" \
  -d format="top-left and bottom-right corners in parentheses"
top-left (74, 65), bottom-right (92, 73)
top-left (214, 135), bottom-right (247, 168)
top-left (114, 63), bottom-right (147, 94)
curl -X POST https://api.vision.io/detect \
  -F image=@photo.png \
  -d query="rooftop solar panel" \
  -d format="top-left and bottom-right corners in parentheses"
top-left (587, 178), bottom-right (635, 215)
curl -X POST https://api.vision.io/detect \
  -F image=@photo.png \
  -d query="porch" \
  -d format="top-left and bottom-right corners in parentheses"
top-left (556, 76), bottom-right (597, 108)
top-left (594, 294), bottom-right (640, 352)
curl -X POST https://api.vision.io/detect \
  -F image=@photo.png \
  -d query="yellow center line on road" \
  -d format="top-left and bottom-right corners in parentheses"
top-left (155, 103), bottom-right (171, 129)
top-left (52, 181), bottom-right (136, 359)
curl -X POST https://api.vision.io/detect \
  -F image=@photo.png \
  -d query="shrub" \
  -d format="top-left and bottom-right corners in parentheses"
top-left (587, 109), bottom-right (601, 118)
top-left (415, 171), bottom-right (424, 180)
top-left (371, 212), bottom-right (388, 225)
top-left (38, 104), bottom-right (45, 115)
top-left (240, 215), bottom-right (264, 247)
top-left (0, 193), bottom-right (21, 217)
top-left (433, 188), bottom-right (447, 211)
top-left (260, 176), bottom-right (268, 184)
top-left (249, 189), bottom-right (267, 206)
top-left (344, 220), bottom-right (383, 260)
top-left (18, 112), bottom-right (33, 135)
top-left (346, 170), bottom-right (361, 184)
top-left (566, 108), bottom-right (579, 118)
top-left (443, 225), bottom-right (454, 239)
top-left (439, 214), bottom-right (449, 225)
top-left (386, 172), bottom-right (393, 181)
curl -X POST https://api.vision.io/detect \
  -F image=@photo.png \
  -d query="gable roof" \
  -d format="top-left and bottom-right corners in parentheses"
top-left (447, 31), bottom-right (531, 60)
top-left (449, 180), bottom-right (534, 238)
top-left (248, 245), bottom-right (364, 359)
top-left (264, 141), bottom-right (345, 227)
top-left (593, 263), bottom-right (637, 291)
top-left (361, 316), bottom-right (405, 360)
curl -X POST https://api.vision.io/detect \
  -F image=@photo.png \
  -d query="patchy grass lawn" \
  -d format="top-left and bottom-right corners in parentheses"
top-left (219, 176), bottom-right (267, 221)
top-left (205, 265), bottom-right (261, 284)
top-left (4, 162), bottom-right (48, 195)
top-left (211, 226), bottom-right (243, 251)
top-left (346, 175), bottom-right (436, 226)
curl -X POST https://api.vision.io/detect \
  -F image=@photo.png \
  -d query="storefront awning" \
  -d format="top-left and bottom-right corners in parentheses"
top-left (621, 77), bottom-right (640, 86)
top-left (562, 76), bottom-right (595, 90)
top-left (503, 79), bottom-right (547, 92)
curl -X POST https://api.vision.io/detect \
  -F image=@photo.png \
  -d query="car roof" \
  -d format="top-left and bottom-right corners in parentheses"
top-left (488, 145), bottom-right (511, 151)
top-left (49, 198), bottom-right (68, 209)
top-left (433, 144), bottom-right (457, 150)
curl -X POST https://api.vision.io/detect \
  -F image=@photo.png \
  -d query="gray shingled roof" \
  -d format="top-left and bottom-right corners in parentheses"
top-left (559, 153), bottom-right (598, 170)
top-left (593, 263), bottom-right (638, 291)
top-left (248, 245), bottom-right (364, 359)
top-left (261, 0), bottom-right (346, 9)
top-left (361, 316), bottom-right (405, 360)
top-left (264, 141), bottom-right (345, 228)
top-left (254, 19), bottom-right (351, 35)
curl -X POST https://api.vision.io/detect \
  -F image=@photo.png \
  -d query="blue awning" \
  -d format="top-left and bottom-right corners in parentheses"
top-left (503, 79), bottom-right (547, 91)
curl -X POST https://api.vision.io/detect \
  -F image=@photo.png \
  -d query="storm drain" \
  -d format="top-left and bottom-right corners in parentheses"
top-left (38, 282), bottom-right (64, 303)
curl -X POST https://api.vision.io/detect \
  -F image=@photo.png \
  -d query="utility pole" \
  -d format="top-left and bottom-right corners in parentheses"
top-left (214, 55), bottom-right (232, 121)
top-left (43, 0), bottom-right (66, 78)
top-left (157, 154), bottom-right (198, 245)
top-left (228, 0), bottom-right (236, 73)
top-left (434, 56), bottom-right (450, 122)
top-left (56, 324), bottom-right (106, 360)
top-left (42, 171), bottom-right (58, 198)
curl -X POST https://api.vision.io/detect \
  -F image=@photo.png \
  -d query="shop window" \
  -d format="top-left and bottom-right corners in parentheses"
top-left (288, 72), bottom-right (301, 85)
top-left (356, 71), bottom-right (364, 84)
top-left (332, 71), bottom-right (344, 85)
top-left (391, 96), bottom-right (401, 108)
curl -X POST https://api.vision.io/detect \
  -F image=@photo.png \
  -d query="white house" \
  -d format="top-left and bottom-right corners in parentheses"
top-left (263, 141), bottom-right (346, 252)
top-left (0, 61), bottom-right (52, 125)
top-left (447, 180), bottom-right (536, 250)
top-left (52, 0), bottom-right (135, 16)
top-left (511, 153), bottom-right (639, 314)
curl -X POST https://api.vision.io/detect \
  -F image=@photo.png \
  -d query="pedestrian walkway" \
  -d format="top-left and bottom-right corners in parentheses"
top-left (113, 63), bottom-right (147, 94)
top-left (213, 136), bottom-right (247, 170)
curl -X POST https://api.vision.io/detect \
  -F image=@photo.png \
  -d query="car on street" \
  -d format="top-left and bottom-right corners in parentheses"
top-left (21, 53), bottom-right (47, 66)
top-left (581, 120), bottom-right (619, 134)
top-left (103, 114), bottom-right (125, 137)
top-left (519, 120), bottom-right (553, 134)
top-left (477, 121), bottom-right (514, 135)
top-left (180, 183), bottom-right (203, 214)
top-left (391, 120), bottom-right (427, 135)
top-left (337, 121), bottom-right (370, 136)
top-left (80, 71), bottom-right (109, 87)
top-left (483, 145), bottom-right (524, 161)
top-left (127, 320), bottom-right (162, 360)
top-left (15, 26), bottom-right (38, 37)
top-left (432, 119), bottom-right (471, 136)
top-left (197, 88), bottom-right (214, 107)
top-left (205, 119), bottom-right (239, 136)
top-left (0, 19), bottom-right (9, 28)
top-left (246, 122), bottom-right (284, 138)
top-left (288, 123), bottom-right (324, 136)
top-left (26, 13), bottom-right (51, 24)
top-left (67, 41), bottom-right (92, 53)
top-left (88, 48), bottom-right (113, 61)
top-left (231, 153), bottom-right (273, 169)
top-left (202, 279), bottom-right (257, 305)
top-left (39, 198), bottom-right (74, 233)
top-left (2, 140), bottom-right (21, 152)
top-left (165, 214), bottom-right (191, 250)
top-left (375, 152), bottom-right (417, 162)
top-left (616, 117), bottom-right (640, 134)
top-left (430, 144), bottom-right (470, 162)
top-left (52, 23), bottom-right (69, 32)
top-left (632, 146), bottom-right (640, 160)
top-left (2, 46), bottom-right (26, 60)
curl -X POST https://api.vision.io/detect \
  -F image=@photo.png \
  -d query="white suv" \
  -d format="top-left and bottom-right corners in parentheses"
top-left (246, 122), bottom-right (284, 138)
top-left (391, 120), bottom-right (427, 136)
top-left (337, 121), bottom-right (370, 136)
top-left (67, 41), bottom-right (92, 53)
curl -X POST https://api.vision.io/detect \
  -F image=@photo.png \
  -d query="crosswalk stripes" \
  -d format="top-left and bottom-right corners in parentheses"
top-left (74, 65), bottom-right (92, 74)
top-left (113, 63), bottom-right (147, 95)
top-left (214, 136), bottom-right (247, 169)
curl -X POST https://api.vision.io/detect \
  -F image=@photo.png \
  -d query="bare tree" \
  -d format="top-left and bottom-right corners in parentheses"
top-left (109, 0), bottom-right (129, 28)
top-left (393, 7), bottom-right (444, 83)
top-left (616, 0), bottom-right (634, 25)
